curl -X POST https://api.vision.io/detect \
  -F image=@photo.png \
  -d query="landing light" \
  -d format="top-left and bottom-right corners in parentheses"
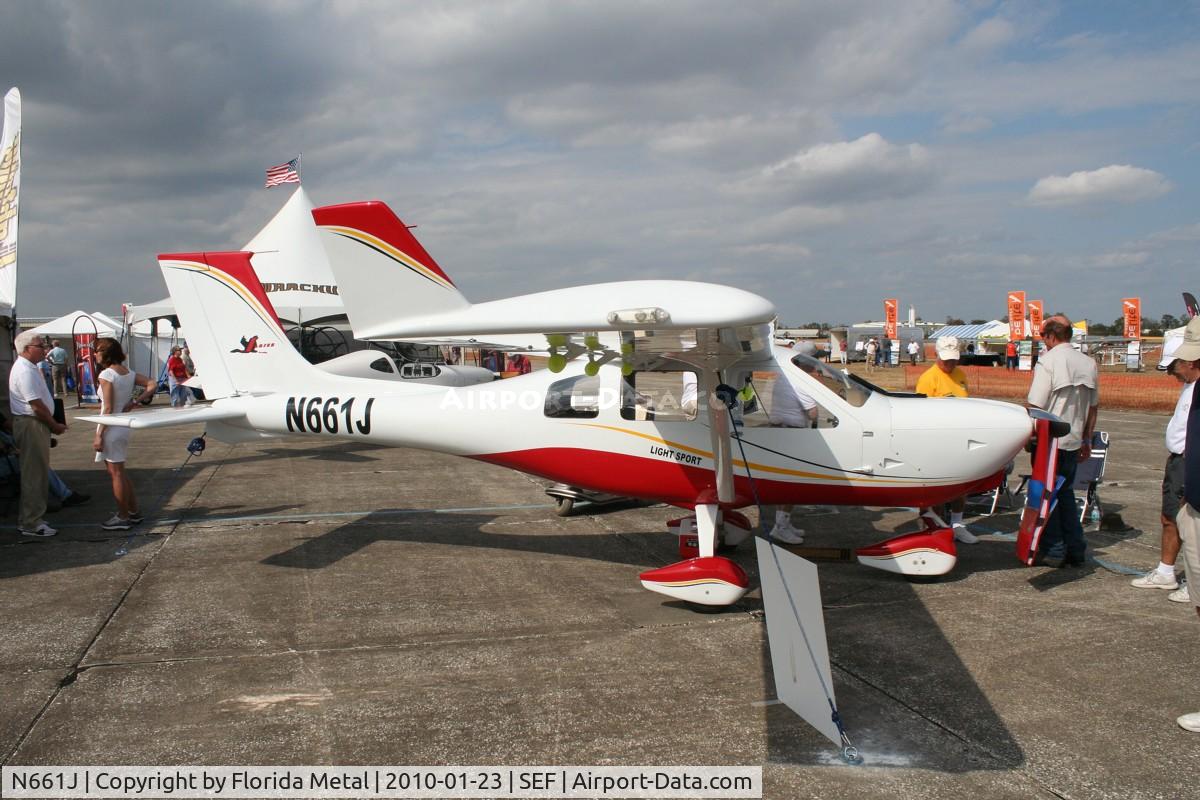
top-left (607, 307), bottom-right (670, 326)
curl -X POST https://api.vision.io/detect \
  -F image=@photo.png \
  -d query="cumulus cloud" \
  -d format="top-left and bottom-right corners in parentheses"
top-left (1026, 164), bottom-right (1171, 207)
top-left (760, 133), bottom-right (936, 204)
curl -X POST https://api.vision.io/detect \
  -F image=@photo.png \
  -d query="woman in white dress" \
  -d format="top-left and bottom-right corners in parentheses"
top-left (93, 338), bottom-right (156, 531)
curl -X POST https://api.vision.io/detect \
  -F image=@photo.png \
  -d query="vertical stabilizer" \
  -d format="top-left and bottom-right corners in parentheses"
top-left (312, 201), bottom-right (469, 340)
top-left (159, 252), bottom-right (317, 398)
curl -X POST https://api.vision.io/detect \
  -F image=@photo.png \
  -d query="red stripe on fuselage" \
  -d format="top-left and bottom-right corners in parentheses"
top-left (473, 447), bottom-right (993, 509)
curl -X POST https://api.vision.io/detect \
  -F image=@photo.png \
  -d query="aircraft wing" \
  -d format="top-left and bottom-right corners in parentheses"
top-left (354, 280), bottom-right (775, 341)
top-left (393, 332), bottom-right (589, 353)
top-left (76, 405), bottom-right (244, 430)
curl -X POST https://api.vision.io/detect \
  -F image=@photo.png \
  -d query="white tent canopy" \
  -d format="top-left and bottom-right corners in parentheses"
top-left (125, 297), bottom-right (177, 325)
top-left (25, 310), bottom-right (118, 339)
top-left (244, 185), bottom-right (344, 324)
top-left (125, 186), bottom-right (346, 327)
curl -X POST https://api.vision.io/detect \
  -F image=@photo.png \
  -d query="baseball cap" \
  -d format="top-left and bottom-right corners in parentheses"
top-left (1158, 335), bottom-right (1183, 370)
top-left (1173, 316), bottom-right (1200, 363)
top-left (935, 336), bottom-right (960, 361)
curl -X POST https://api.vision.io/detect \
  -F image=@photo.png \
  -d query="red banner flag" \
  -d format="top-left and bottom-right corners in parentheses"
top-left (1008, 291), bottom-right (1026, 340)
top-left (1123, 297), bottom-right (1141, 339)
top-left (1029, 300), bottom-right (1044, 341)
top-left (884, 298), bottom-right (898, 340)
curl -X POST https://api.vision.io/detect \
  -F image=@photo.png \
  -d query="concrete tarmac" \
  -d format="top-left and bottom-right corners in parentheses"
top-left (1, 407), bottom-right (1198, 799)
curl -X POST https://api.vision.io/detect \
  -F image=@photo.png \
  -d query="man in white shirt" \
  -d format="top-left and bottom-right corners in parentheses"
top-left (1130, 335), bottom-right (1195, 602)
top-left (907, 339), bottom-right (920, 365)
top-left (1027, 316), bottom-right (1099, 567)
top-left (9, 330), bottom-right (68, 537)
top-left (764, 367), bottom-right (819, 545)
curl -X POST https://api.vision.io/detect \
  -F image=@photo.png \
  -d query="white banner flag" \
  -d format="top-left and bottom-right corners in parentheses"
top-left (0, 87), bottom-right (21, 316)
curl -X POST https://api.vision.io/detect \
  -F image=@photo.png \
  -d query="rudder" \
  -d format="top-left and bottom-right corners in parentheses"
top-left (159, 251), bottom-right (317, 398)
top-left (312, 201), bottom-right (469, 340)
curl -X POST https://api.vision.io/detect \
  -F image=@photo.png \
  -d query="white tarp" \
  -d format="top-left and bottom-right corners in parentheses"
top-left (25, 310), bottom-right (118, 339)
top-left (0, 87), bottom-right (20, 317)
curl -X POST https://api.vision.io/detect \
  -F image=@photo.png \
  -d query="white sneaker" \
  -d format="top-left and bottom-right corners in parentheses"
top-left (952, 522), bottom-right (979, 544)
top-left (1130, 570), bottom-right (1179, 590)
top-left (1168, 584), bottom-right (1190, 604)
top-left (18, 521), bottom-right (57, 537)
top-left (1178, 712), bottom-right (1200, 732)
top-left (769, 523), bottom-right (805, 545)
top-left (101, 514), bottom-right (133, 531)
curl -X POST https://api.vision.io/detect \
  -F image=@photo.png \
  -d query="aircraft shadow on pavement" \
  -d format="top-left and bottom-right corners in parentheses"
top-left (747, 506), bottom-right (1024, 770)
top-left (201, 442), bottom-right (388, 468)
top-left (259, 508), bottom-right (671, 571)
top-left (259, 503), bottom-right (1024, 770)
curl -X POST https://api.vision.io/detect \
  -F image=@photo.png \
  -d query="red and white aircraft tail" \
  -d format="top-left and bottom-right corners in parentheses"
top-left (311, 202), bottom-right (468, 341)
top-left (158, 251), bottom-right (320, 399)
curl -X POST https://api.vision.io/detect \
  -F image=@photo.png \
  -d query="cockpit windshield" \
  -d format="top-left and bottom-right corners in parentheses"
top-left (789, 352), bottom-right (872, 407)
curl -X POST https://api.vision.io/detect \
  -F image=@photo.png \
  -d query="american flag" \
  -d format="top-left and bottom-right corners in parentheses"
top-left (264, 156), bottom-right (300, 188)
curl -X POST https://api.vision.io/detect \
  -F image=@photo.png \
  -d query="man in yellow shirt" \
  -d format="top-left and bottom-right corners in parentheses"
top-left (915, 336), bottom-right (975, 542)
top-left (916, 336), bottom-right (968, 398)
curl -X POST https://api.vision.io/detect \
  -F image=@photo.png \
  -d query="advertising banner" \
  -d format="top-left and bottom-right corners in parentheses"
top-left (74, 333), bottom-right (98, 404)
top-left (0, 87), bottom-right (20, 316)
top-left (1123, 297), bottom-right (1141, 340)
top-left (1029, 300), bottom-right (1044, 340)
top-left (883, 298), bottom-right (898, 340)
top-left (1007, 291), bottom-right (1026, 340)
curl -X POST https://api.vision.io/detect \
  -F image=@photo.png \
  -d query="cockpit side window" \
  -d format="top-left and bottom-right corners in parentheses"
top-left (619, 371), bottom-right (699, 422)
top-left (545, 375), bottom-right (600, 418)
top-left (789, 353), bottom-right (871, 407)
top-left (741, 369), bottom-right (839, 429)
top-left (370, 357), bottom-right (395, 374)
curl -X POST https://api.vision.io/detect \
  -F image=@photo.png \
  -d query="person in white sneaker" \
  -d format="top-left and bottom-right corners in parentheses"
top-left (92, 338), bottom-right (156, 531)
top-left (1132, 335), bottom-right (1195, 594)
top-left (764, 365), bottom-right (819, 545)
top-left (914, 337), bottom-right (977, 544)
top-left (8, 331), bottom-right (68, 537)
top-left (1168, 315), bottom-right (1200, 732)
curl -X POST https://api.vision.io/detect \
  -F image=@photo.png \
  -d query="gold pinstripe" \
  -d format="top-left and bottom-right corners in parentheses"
top-left (320, 224), bottom-right (455, 291)
top-left (161, 260), bottom-right (285, 335)
top-left (572, 422), bottom-right (960, 487)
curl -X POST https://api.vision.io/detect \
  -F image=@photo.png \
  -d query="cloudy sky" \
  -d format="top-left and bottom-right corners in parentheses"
top-left (2, 0), bottom-right (1197, 326)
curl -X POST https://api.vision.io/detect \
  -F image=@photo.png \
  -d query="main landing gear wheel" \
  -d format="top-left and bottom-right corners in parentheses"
top-left (554, 496), bottom-right (575, 516)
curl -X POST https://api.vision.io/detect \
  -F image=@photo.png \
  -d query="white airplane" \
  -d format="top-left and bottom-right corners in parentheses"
top-left (83, 200), bottom-right (1042, 754)
top-left (315, 349), bottom-right (495, 386)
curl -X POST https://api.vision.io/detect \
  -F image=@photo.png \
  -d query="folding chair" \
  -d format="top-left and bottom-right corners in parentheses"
top-left (967, 459), bottom-right (1017, 516)
top-left (1074, 430), bottom-right (1109, 524)
top-left (1011, 430), bottom-right (1107, 523)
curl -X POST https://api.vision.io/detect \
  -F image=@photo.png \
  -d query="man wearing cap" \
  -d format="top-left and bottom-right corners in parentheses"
top-left (1027, 316), bottom-right (1099, 567)
top-left (8, 330), bottom-right (69, 537)
top-left (166, 346), bottom-right (190, 407)
top-left (1130, 333), bottom-right (1195, 602)
top-left (1173, 315), bottom-right (1200, 732)
top-left (915, 336), bottom-right (976, 543)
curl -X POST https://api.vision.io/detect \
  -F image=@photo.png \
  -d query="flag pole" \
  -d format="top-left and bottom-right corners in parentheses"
top-left (297, 152), bottom-right (302, 183)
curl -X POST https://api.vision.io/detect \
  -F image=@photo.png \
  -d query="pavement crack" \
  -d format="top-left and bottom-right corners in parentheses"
top-left (1, 448), bottom-right (225, 767)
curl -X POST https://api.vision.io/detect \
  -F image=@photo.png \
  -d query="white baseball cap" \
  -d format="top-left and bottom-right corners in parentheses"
top-left (1172, 316), bottom-right (1200, 363)
top-left (935, 336), bottom-right (961, 361)
top-left (1159, 335), bottom-right (1183, 370)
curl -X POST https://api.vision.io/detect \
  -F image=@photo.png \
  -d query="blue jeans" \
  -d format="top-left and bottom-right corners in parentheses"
top-left (1038, 448), bottom-right (1086, 561)
top-left (49, 469), bottom-right (70, 500)
top-left (169, 381), bottom-right (191, 407)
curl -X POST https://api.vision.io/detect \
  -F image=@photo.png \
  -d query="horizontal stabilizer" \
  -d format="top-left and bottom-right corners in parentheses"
top-left (77, 405), bottom-right (244, 430)
top-left (756, 536), bottom-right (842, 747)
